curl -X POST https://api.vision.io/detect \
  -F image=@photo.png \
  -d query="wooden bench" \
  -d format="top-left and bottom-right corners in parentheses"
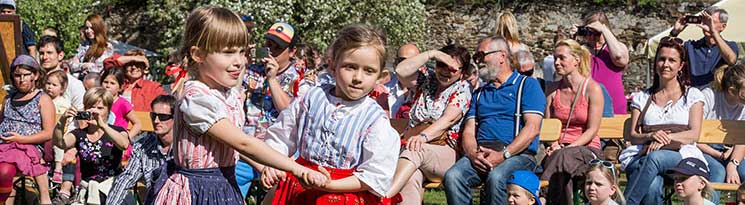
top-left (418, 115), bottom-right (745, 192)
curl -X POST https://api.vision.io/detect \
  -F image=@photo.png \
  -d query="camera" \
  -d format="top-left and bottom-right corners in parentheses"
top-left (576, 26), bottom-right (593, 36)
top-left (76, 111), bottom-right (91, 120)
top-left (685, 15), bottom-right (703, 24)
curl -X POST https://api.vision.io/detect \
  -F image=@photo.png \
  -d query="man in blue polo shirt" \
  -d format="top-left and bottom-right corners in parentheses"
top-left (443, 36), bottom-right (545, 204)
top-left (670, 6), bottom-right (738, 87)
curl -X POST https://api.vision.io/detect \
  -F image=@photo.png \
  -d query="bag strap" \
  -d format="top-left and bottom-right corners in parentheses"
top-left (560, 78), bottom-right (587, 141)
top-left (514, 75), bottom-right (528, 137)
top-left (636, 93), bottom-right (654, 134)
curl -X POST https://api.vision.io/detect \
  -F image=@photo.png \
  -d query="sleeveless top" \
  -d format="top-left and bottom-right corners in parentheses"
top-left (0, 90), bottom-right (43, 138)
top-left (551, 80), bottom-right (601, 149)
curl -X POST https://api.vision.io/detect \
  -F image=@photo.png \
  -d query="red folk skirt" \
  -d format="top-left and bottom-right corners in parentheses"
top-left (272, 158), bottom-right (401, 205)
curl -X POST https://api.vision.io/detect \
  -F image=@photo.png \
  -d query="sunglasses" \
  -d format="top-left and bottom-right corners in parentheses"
top-left (435, 61), bottom-right (460, 72)
top-left (660, 36), bottom-right (684, 46)
top-left (472, 50), bottom-right (502, 64)
top-left (150, 112), bottom-right (173, 121)
top-left (589, 159), bottom-right (617, 182)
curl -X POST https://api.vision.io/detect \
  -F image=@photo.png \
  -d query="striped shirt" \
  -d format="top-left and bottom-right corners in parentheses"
top-left (173, 80), bottom-right (244, 168)
top-left (106, 133), bottom-right (171, 205)
top-left (264, 85), bottom-right (400, 196)
top-left (152, 81), bottom-right (245, 204)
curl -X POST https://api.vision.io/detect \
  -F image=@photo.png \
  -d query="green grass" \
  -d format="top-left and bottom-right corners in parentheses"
top-left (421, 187), bottom-right (738, 205)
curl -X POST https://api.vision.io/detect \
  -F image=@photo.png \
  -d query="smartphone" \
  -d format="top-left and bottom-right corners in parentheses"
top-left (254, 47), bottom-right (270, 64)
top-left (576, 26), bottom-right (591, 36)
top-left (76, 111), bottom-right (91, 120)
top-left (685, 15), bottom-right (703, 24)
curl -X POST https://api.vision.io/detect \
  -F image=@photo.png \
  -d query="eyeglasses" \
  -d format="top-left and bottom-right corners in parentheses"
top-left (472, 50), bottom-right (502, 64)
top-left (660, 36), bottom-right (684, 46)
top-left (589, 159), bottom-right (617, 182)
top-left (150, 112), bottom-right (173, 121)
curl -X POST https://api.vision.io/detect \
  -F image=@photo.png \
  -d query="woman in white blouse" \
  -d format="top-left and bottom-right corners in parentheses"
top-left (622, 36), bottom-right (705, 205)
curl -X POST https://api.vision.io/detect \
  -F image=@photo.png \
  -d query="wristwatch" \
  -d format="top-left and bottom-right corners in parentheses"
top-left (732, 159), bottom-right (741, 166)
top-left (419, 133), bottom-right (429, 142)
top-left (503, 149), bottom-right (512, 159)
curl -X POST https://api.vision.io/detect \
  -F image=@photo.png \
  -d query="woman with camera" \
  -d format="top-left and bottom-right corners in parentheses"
top-left (53, 87), bottom-right (129, 204)
top-left (574, 11), bottom-right (630, 115)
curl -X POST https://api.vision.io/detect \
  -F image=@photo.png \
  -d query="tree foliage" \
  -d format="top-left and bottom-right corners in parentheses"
top-left (16, 0), bottom-right (99, 56)
top-left (143, 0), bottom-right (427, 55)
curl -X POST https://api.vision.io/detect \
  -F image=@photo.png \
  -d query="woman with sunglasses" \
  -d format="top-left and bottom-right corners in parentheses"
top-left (111, 49), bottom-right (165, 112)
top-left (573, 11), bottom-right (630, 115)
top-left (697, 63), bottom-right (745, 204)
top-left (540, 39), bottom-right (604, 205)
top-left (584, 159), bottom-right (625, 205)
top-left (384, 44), bottom-right (473, 204)
top-left (53, 87), bottom-right (130, 204)
top-left (621, 36), bottom-right (705, 205)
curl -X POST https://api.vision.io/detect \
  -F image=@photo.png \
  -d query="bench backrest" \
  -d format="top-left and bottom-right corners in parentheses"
top-left (589, 115), bottom-right (745, 145)
top-left (389, 118), bottom-right (562, 142)
top-left (55, 111), bottom-right (155, 132)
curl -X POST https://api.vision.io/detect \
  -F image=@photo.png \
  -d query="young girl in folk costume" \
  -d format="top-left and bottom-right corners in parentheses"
top-left (147, 6), bottom-right (327, 205)
top-left (258, 24), bottom-right (400, 205)
top-left (257, 25), bottom-right (400, 204)
top-left (0, 55), bottom-right (55, 204)
top-left (584, 160), bottom-right (626, 205)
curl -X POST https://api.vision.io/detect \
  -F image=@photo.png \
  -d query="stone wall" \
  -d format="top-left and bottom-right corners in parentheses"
top-left (422, 1), bottom-right (715, 92)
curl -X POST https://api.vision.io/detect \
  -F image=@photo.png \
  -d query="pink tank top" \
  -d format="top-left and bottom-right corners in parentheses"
top-left (551, 80), bottom-right (601, 149)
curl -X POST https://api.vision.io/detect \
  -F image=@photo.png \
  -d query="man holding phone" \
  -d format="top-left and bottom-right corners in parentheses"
top-left (238, 22), bottom-right (303, 200)
top-left (670, 6), bottom-right (738, 87)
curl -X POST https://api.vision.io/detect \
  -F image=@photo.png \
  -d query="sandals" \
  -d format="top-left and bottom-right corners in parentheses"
top-left (51, 192), bottom-right (70, 205)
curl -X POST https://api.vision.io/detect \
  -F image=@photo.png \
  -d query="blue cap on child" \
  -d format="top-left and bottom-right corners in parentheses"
top-left (666, 157), bottom-right (710, 180)
top-left (507, 170), bottom-right (541, 205)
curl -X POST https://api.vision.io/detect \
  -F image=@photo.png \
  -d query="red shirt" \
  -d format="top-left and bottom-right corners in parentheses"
top-left (127, 78), bottom-right (165, 112)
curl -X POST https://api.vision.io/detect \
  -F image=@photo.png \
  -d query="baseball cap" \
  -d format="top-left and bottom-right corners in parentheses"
top-left (11, 55), bottom-right (40, 71)
top-left (0, 0), bottom-right (15, 9)
top-left (264, 22), bottom-right (296, 49)
top-left (507, 170), bottom-right (541, 205)
top-left (666, 158), bottom-right (710, 180)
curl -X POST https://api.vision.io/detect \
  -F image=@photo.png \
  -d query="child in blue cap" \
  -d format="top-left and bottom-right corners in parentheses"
top-left (666, 158), bottom-right (715, 205)
top-left (507, 170), bottom-right (541, 205)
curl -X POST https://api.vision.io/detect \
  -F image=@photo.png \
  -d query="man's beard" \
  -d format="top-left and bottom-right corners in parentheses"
top-left (478, 66), bottom-right (498, 82)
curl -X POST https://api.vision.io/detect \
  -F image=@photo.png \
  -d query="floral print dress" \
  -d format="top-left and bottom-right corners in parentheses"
top-left (409, 69), bottom-right (472, 146)
top-left (73, 125), bottom-right (127, 182)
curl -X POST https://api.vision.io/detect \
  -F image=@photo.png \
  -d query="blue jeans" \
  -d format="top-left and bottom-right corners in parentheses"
top-left (443, 154), bottom-right (536, 205)
top-left (703, 153), bottom-right (724, 204)
top-left (624, 150), bottom-right (682, 205)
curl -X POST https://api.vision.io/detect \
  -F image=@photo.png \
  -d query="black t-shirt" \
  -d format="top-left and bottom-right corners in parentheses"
top-left (72, 125), bottom-right (126, 182)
